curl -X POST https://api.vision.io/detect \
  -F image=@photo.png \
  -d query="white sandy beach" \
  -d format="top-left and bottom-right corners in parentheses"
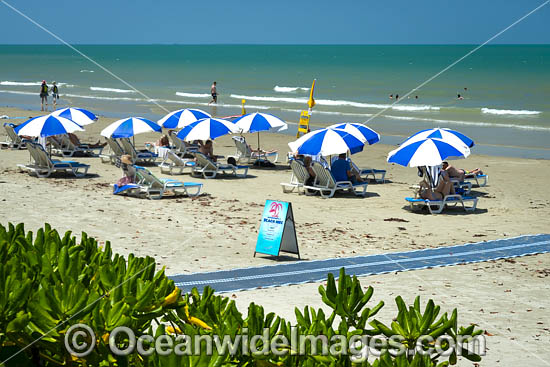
top-left (1, 105), bottom-right (550, 365)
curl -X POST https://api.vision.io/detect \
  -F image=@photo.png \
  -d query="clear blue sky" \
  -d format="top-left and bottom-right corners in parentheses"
top-left (1, 0), bottom-right (549, 44)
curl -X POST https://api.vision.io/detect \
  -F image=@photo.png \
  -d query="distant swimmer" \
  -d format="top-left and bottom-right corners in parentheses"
top-left (208, 81), bottom-right (217, 105)
top-left (39, 80), bottom-right (49, 111)
top-left (52, 82), bottom-right (59, 108)
top-left (457, 94), bottom-right (464, 100)
top-left (389, 94), bottom-right (393, 99)
top-left (396, 94), bottom-right (399, 100)
top-left (415, 95), bottom-right (419, 99)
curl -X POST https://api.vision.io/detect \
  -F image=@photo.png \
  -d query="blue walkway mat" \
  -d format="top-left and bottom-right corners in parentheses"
top-left (170, 234), bottom-right (550, 293)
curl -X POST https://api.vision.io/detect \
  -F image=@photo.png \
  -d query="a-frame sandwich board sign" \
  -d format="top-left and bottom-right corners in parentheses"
top-left (254, 200), bottom-right (300, 259)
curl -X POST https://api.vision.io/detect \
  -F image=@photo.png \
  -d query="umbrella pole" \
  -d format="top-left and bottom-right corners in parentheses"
top-left (257, 131), bottom-right (260, 152)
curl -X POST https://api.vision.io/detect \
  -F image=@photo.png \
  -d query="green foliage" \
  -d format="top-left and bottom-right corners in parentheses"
top-left (0, 223), bottom-right (484, 367)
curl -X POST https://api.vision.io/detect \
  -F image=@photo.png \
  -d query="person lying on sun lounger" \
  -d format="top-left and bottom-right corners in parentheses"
top-left (198, 140), bottom-right (217, 162)
top-left (331, 153), bottom-right (366, 183)
top-left (442, 161), bottom-right (483, 182)
top-left (67, 133), bottom-right (107, 148)
top-left (418, 170), bottom-right (455, 200)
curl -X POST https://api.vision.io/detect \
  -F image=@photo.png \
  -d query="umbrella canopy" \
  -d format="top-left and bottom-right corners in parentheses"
top-left (158, 108), bottom-right (211, 129)
top-left (288, 128), bottom-right (365, 156)
top-left (327, 123), bottom-right (380, 145)
top-left (51, 107), bottom-right (97, 126)
top-left (399, 128), bottom-right (474, 149)
top-left (15, 114), bottom-right (84, 138)
top-left (100, 117), bottom-right (161, 138)
top-left (233, 113), bottom-right (288, 133)
top-left (176, 118), bottom-right (238, 142)
top-left (387, 138), bottom-right (470, 167)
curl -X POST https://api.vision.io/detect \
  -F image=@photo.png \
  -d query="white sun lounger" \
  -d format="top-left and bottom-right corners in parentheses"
top-left (134, 166), bottom-right (203, 199)
top-left (281, 159), bottom-right (309, 194)
top-left (169, 131), bottom-right (199, 157)
top-left (305, 162), bottom-right (368, 199)
top-left (464, 173), bottom-right (488, 187)
top-left (353, 163), bottom-right (386, 183)
top-left (0, 123), bottom-right (26, 149)
top-left (17, 142), bottom-right (90, 178)
top-left (192, 152), bottom-right (248, 179)
top-left (330, 157), bottom-right (386, 183)
top-left (100, 138), bottom-right (125, 164)
top-left (405, 195), bottom-right (478, 214)
top-left (159, 150), bottom-right (196, 175)
top-left (119, 138), bottom-right (158, 164)
top-left (55, 134), bottom-right (104, 157)
top-left (231, 135), bottom-right (279, 164)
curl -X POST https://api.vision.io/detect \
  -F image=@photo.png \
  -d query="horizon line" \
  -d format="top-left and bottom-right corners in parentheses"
top-left (1, 43), bottom-right (549, 46)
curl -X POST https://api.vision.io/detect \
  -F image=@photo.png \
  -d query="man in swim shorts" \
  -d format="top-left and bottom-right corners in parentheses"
top-left (209, 81), bottom-right (217, 105)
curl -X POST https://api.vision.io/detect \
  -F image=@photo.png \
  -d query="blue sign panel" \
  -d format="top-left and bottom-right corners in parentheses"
top-left (255, 200), bottom-right (289, 256)
top-left (255, 200), bottom-right (300, 258)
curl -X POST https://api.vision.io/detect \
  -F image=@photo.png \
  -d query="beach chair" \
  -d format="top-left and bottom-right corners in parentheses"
top-left (192, 152), bottom-right (249, 179)
top-left (0, 123), bottom-right (26, 149)
top-left (113, 183), bottom-right (142, 196)
top-left (464, 173), bottom-right (488, 187)
top-left (169, 131), bottom-right (199, 157)
top-left (281, 159), bottom-right (309, 193)
top-left (56, 134), bottom-right (104, 157)
top-left (231, 136), bottom-right (279, 164)
top-left (404, 195), bottom-right (478, 214)
top-left (305, 162), bottom-right (368, 198)
top-left (348, 159), bottom-right (386, 183)
top-left (134, 166), bottom-right (203, 199)
top-left (119, 138), bottom-right (158, 164)
top-left (17, 142), bottom-right (90, 178)
top-left (159, 150), bottom-right (196, 175)
top-left (100, 138), bottom-right (125, 164)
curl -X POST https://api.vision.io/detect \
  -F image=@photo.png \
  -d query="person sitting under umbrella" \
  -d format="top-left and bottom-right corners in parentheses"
top-left (418, 169), bottom-right (455, 200)
top-left (199, 140), bottom-right (217, 162)
top-left (116, 155), bottom-right (136, 187)
top-left (331, 153), bottom-right (365, 183)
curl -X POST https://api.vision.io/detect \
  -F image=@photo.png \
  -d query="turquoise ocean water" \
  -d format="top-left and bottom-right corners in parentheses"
top-left (1, 45), bottom-right (549, 157)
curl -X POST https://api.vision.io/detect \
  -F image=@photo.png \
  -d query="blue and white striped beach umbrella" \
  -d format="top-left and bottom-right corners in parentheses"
top-left (100, 117), bottom-right (161, 138)
top-left (233, 113), bottom-right (288, 133)
top-left (387, 137), bottom-right (470, 167)
top-left (288, 128), bottom-right (365, 156)
top-left (15, 114), bottom-right (84, 138)
top-left (176, 118), bottom-right (238, 142)
top-left (158, 108), bottom-right (211, 129)
top-left (399, 128), bottom-right (474, 149)
top-left (328, 123), bottom-right (380, 145)
top-left (51, 107), bottom-right (97, 126)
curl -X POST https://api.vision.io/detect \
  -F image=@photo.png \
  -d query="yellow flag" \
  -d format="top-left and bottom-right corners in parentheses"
top-left (307, 79), bottom-right (316, 109)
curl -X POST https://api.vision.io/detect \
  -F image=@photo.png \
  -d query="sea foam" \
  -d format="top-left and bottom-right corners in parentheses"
top-left (231, 94), bottom-right (440, 111)
top-left (1, 81), bottom-right (73, 87)
top-left (274, 86), bottom-right (310, 93)
top-left (90, 87), bottom-right (135, 94)
top-left (481, 108), bottom-right (541, 116)
top-left (175, 92), bottom-right (211, 98)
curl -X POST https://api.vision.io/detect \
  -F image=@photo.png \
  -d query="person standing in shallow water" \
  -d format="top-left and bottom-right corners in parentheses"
top-left (208, 81), bottom-right (217, 105)
top-left (52, 82), bottom-right (59, 109)
top-left (39, 80), bottom-right (49, 111)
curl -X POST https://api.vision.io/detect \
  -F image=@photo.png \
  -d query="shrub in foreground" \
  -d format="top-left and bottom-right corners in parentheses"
top-left (0, 223), bottom-right (483, 366)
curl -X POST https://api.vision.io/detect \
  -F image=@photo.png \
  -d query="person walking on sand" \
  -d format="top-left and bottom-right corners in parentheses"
top-left (52, 82), bottom-right (59, 109)
top-left (208, 81), bottom-right (217, 105)
top-left (39, 80), bottom-right (49, 111)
